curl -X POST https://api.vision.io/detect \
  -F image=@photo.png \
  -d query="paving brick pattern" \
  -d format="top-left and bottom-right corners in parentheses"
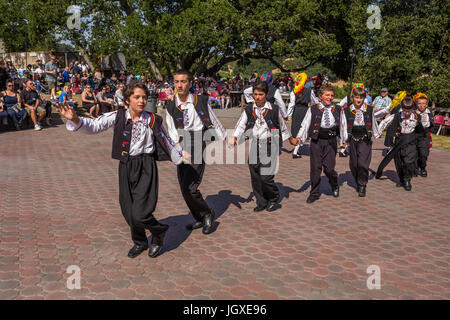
top-left (1, 110), bottom-right (449, 300)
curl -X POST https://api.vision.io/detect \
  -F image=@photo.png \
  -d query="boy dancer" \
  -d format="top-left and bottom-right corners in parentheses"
top-left (230, 80), bottom-right (299, 211)
top-left (297, 84), bottom-right (341, 203)
top-left (340, 87), bottom-right (380, 197)
top-left (287, 73), bottom-right (319, 158)
top-left (413, 93), bottom-right (433, 177)
top-left (165, 70), bottom-right (227, 234)
top-left (244, 71), bottom-right (288, 119)
top-left (59, 81), bottom-right (184, 258)
top-left (375, 96), bottom-right (423, 191)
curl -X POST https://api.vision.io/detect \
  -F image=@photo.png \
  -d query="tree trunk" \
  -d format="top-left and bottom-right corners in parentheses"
top-left (78, 48), bottom-right (96, 71)
top-left (147, 57), bottom-right (163, 81)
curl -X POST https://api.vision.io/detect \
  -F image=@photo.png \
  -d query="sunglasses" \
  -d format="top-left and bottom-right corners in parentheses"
top-left (7, 84), bottom-right (13, 87)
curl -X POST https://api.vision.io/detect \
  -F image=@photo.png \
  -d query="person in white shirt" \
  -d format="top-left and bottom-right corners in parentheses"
top-left (372, 88), bottom-right (392, 114)
top-left (340, 87), bottom-right (381, 197)
top-left (287, 73), bottom-right (319, 158)
top-left (165, 69), bottom-right (227, 235)
top-left (296, 85), bottom-right (341, 203)
top-left (413, 93), bottom-right (433, 177)
top-left (58, 81), bottom-right (185, 259)
top-left (374, 97), bottom-right (421, 191)
top-left (230, 81), bottom-right (299, 212)
top-left (243, 72), bottom-right (288, 119)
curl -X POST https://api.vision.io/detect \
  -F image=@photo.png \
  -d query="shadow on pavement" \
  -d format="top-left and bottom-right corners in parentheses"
top-left (155, 190), bottom-right (251, 254)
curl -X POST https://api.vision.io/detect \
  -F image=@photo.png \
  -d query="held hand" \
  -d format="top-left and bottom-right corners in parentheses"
top-left (385, 113), bottom-right (391, 120)
top-left (182, 150), bottom-right (192, 163)
top-left (228, 136), bottom-right (237, 147)
top-left (57, 102), bottom-right (79, 123)
top-left (289, 137), bottom-right (300, 146)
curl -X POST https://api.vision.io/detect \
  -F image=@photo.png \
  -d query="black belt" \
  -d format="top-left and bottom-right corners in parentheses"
top-left (318, 128), bottom-right (337, 139)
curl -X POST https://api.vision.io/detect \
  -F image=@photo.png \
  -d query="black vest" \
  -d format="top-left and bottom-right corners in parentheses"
top-left (294, 87), bottom-right (312, 109)
top-left (111, 109), bottom-right (171, 163)
top-left (393, 111), bottom-right (422, 136)
top-left (344, 105), bottom-right (374, 140)
top-left (166, 94), bottom-right (213, 131)
top-left (308, 104), bottom-right (341, 140)
top-left (243, 102), bottom-right (282, 153)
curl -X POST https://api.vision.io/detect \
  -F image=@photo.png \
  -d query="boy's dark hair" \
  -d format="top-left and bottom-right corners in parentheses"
top-left (318, 84), bottom-right (335, 97)
top-left (352, 86), bottom-right (366, 98)
top-left (124, 80), bottom-right (149, 104)
top-left (401, 96), bottom-right (414, 110)
top-left (173, 69), bottom-right (193, 82)
top-left (253, 80), bottom-right (269, 94)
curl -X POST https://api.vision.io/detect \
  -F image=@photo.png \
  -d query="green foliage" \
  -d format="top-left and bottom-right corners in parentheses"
top-left (0, 0), bottom-right (447, 107)
top-left (357, 0), bottom-right (449, 106)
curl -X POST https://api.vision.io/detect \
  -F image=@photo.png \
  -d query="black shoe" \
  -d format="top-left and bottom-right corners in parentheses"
top-left (306, 195), bottom-right (319, 203)
top-left (292, 153), bottom-right (302, 159)
top-left (332, 186), bottom-right (339, 197)
top-left (202, 210), bottom-right (216, 235)
top-left (403, 180), bottom-right (412, 191)
top-left (148, 229), bottom-right (168, 258)
top-left (188, 221), bottom-right (203, 230)
top-left (127, 244), bottom-right (148, 258)
top-left (253, 205), bottom-right (266, 212)
top-left (396, 181), bottom-right (404, 187)
top-left (266, 201), bottom-right (278, 212)
top-left (419, 169), bottom-right (427, 177)
top-left (358, 186), bottom-right (366, 197)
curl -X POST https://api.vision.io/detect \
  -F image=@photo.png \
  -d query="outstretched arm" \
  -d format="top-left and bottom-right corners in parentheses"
top-left (58, 102), bottom-right (116, 134)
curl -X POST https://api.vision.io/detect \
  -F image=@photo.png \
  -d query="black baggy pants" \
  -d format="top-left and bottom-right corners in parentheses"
top-left (310, 138), bottom-right (338, 197)
top-left (118, 153), bottom-right (166, 247)
top-left (394, 134), bottom-right (417, 183)
top-left (349, 138), bottom-right (372, 187)
top-left (248, 140), bottom-right (280, 207)
top-left (415, 132), bottom-right (430, 170)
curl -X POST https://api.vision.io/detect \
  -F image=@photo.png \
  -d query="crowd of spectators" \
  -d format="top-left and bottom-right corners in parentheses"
top-left (1, 56), bottom-right (393, 134)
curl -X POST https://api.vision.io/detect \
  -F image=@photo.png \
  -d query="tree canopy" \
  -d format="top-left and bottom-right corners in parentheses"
top-left (0, 0), bottom-right (448, 106)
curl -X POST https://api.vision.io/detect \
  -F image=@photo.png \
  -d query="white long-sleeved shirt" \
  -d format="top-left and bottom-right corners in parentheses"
top-left (296, 103), bottom-right (338, 142)
top-left (340, 104), bottom-right (381, 144)
top-left (416, 109), bottom-right (432, 129)
top-left (375, 109), bottom-right (419, 138)
top-left (165, 93), bottom-right (227, 143)
top-left (243, 86), bottom-right (288, 119)
top-left (287, 89), bottom-right (319, 118)
top-left (233, 101), bottom-right (291, 141)
top-left (66, 110), bottom-right (184, 164)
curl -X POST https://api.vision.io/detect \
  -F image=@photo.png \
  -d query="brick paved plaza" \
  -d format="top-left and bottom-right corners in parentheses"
top-left (1, 110), bottom-right (450, 300)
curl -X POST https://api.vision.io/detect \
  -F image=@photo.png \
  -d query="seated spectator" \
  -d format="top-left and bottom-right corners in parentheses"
top-left (59, 85), bottom-right (78, 111)
top-left (365, 88), bottom-right (372, 105)
top-left (219, 83), bottom-right (231, 109)
top-left (81, 84), bottom-right (99, 119)
top-left (1, 80), bottom-right (27, 130)
top-left (96, 86), bottom-right (113, 114)
top-left (114, 83), bottom-right (125, 109)
top-left (372, 88), bottom-right (392, 114)
top-left (20, 79), bottom-right (49, 130)
top-left (104, 85), bottom-right (118, 110)
top-left (278, 81), bottom-right (288, 93)
top-left (193, 82), bottom-right (203, 95)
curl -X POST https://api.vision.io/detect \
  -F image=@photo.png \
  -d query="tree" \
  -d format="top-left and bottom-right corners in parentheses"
top-left (357, 0), bottom-right (449, 106)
